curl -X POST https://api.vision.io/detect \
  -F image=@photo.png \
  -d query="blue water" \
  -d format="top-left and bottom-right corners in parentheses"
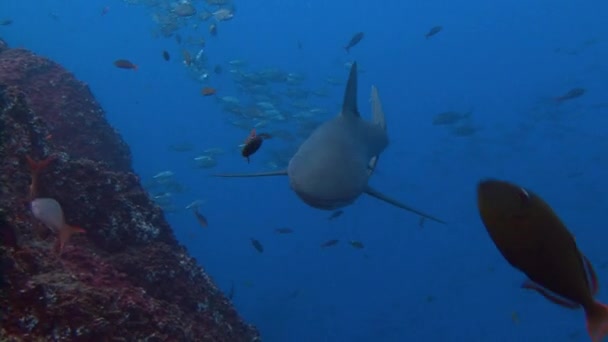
top-left (3, 0), bottom-right (608, 341)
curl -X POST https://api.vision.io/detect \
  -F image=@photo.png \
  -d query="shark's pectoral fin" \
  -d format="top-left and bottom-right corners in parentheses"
top-left (364, 186), bottom-right (446, 224)
top-left (213, 170), bottom-right (288, 178)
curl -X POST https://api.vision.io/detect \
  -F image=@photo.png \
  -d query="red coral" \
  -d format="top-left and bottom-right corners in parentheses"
top-left (0, 40), bottom-right (259, 341)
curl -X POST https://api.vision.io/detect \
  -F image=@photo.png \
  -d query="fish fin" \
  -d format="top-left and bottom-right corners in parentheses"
top-left (213, 170), bottom-right (288, 178)
top-left (26, 155), bottom-right (56, 175)
top-left (57, 224), bottom-right (86, 255)
top-left (585, 301), bottom-right (608, 342)
top-left (341, 62), bottom-right (360, 119)
top-left (583, 254), bottom-right (600, 295)
top-left (370, 85), bottom-right (386, 131)
top-left (521, 279), bottom-right (580, 309)
top-left (364, 186), bottom-right (446, 224)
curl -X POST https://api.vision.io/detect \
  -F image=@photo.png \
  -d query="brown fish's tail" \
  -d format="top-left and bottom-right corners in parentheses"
top-left (56, 224), bottom-right (86, 255)
top-left (586, 301), bottom-right (608, 342)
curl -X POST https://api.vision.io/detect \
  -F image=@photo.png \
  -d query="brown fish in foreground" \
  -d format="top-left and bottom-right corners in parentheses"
top-left (477, 179), bottom-right (608, 342)
top-left (113, 59), bottom-right (138, 70)
top-left (425, 26), bottom-right (442, 39)
top-left (344, 32), bottom-right (364, 53)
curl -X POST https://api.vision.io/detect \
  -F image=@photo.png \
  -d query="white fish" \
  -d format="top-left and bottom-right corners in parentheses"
top-left (31, 198), bottom-right (85, 253)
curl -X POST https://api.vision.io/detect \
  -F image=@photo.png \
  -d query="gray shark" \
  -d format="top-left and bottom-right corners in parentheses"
top-left (214, 62), bottom-right (445, 224)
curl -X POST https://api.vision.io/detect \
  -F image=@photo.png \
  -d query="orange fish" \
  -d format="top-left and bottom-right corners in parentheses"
top-left (26, 155), bottom-right (56, 199)
top-left (113, 59), bottom-right (138, 70)
top-left (201, 87), bottom-right (216, 96)
top-left (477, 179), bottom-right (608, 342)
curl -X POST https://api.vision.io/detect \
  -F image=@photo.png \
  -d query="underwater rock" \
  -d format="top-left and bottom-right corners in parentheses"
top-left (0, 39), bottom-right (260, 341)
top-left (0, 45), bottom-right (131, 172)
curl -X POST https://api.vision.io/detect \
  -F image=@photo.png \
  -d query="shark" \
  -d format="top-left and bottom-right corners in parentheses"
top-left (214, 62), bottom-right (445, 224)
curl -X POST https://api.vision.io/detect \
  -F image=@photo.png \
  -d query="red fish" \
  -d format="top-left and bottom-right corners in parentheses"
top-left (477, 179), bottom-right (608, 342)
top-left (241, 129), bottom-right (264, 163)
top-left (26, 155), bottom-right (56, 199)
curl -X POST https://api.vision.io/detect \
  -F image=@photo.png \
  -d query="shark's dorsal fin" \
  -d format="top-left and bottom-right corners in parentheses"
top-left (364, 186), bottom-right (446, 224)
top-left (213, 170), bottom-right (288, 178)
top-left (370, 85), bottom-right (386, 131)
top-left (341, 62), bottom-right (360, 119)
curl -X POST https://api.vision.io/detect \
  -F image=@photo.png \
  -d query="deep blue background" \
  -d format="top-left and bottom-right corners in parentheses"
top-left (2, 0), bottom-right (608, 340)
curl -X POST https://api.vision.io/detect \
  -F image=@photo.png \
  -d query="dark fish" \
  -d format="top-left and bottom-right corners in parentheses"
top-left (250, 238), bottom-right (264, 253)
top-left (555, 88), bottom-right (586, 103)
top-left (344, 32), bottom-right (364, 53)
top-left (275, 227), bottom-right (293, 234)
top-left (192, 207), bottom-right (208, 227)
top-left (328, 210), bottom-right (343, 220)
top-left (241, 129), bottom-right (270, 163)
top-left (162, 50), bottom-right (170, 61)
top-left (113, 59), bottom-right (138, 70)
top-left (0, 19), bottom-right (13, 26)
top-left (477, 179), bottom-right (608, 342)
top-left (425, 26), bottom-right (442, 39)
top-left (349, 240), bottom-right (364, 249)
top-left (214, 64), bottom-right (223, 74)
top-left (321, 239), bottom-right (339, 248)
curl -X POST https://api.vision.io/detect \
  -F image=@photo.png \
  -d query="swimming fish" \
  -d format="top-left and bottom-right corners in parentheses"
top-left (275, 227), bottom-right (293, 234)
top-left (477, 179), bottom-right (608, 342)
top-left (250, 238), bottom-right (264, 253)
top-left (321, 239), bottom-right (339, 248)
top-left (344, 32), bottom-right (364, 53)
top-left (113, 59), bottom-right (138, 70)
top-left (555, 87), bottom-right (586, 103)
top-left (214, 62), bottom-right (444, 224)
top-left (425, 26), bottom-right (442, 39)
top-left (201, 87), bottom-right (216, 96)
top-left (241, 129), bottom-right (271, 163)
top-left (30, 198), bottom-right (85, 254)
top-left (192, 206), bottom-right (208, 228)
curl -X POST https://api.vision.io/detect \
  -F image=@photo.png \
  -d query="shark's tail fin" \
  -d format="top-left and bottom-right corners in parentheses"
top-left (370, 86), bottom-right (386, 132)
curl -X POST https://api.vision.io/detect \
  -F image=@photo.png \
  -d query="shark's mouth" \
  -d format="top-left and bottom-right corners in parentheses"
top-left (293, 190), bottom-right (355, 211)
